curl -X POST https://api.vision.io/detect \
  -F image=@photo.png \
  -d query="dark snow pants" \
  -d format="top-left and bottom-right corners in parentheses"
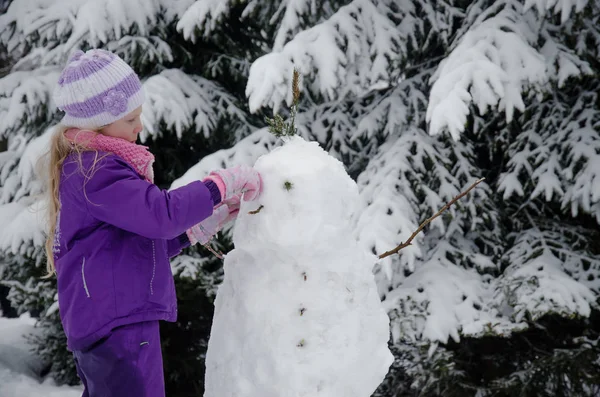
top-left (72, 320), bottom-right (165, 397)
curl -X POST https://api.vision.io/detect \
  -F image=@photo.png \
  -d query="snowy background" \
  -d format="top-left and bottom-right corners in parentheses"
top-left (0, 314), bottom-right (82, 396)
top-left (1, 0), bottom-right (600, 396)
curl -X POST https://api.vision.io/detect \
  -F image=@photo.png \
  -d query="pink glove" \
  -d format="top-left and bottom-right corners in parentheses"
top-left (219, 194), bottom-right (241, 223)
top-left (205, 165), bottom-right (262, 202)
top-left (187, 204), bottom-right (234, 245)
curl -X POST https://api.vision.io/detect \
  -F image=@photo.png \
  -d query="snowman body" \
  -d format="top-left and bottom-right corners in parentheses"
top-left (204, 137), bottom-right (393, 397)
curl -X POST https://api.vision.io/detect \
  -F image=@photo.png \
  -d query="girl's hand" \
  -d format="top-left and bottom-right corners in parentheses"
top-left (220, 194), bottom-right (241, 224)
top-left (186, 193), bottom-right (243, 245)
top-left (205, 165), bottom-right (262, 202)
top-left (186, 204), bottom-right (231, 245)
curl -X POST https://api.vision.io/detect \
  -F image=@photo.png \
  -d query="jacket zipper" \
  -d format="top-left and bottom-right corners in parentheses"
top-left (81, 257), bottom-right (90, 298)
top-left (150, 241), bottom-right (156, 295)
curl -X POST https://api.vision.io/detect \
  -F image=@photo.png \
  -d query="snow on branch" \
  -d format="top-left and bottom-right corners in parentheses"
top-left (355, 129), bottom-right (425, 280)
top-left (498, 102), bottom-right (563, 202)
top-left (354, 122), bottom-right (469, 280)
top-left (378, 178), bottom-right (485, 260)
top-left (523, 0), bottom-right (589, 24)
top-left (14, 129), bottom-right (52, 200)
top-left (104, 35), bottom-right (174, 66)
top-left (0, 143), bottom-right (23, 205)
top-left (141, 69), bottom-right (253, 140)
top-left (0, 0), bottom-right (167, 65)
top-left (246, 0), bottom-right (401, 113)
top-left (498, 88), bottom-right (600, 223)
top-left (384, 243), bottom-right (522, 345)
top-left (0, 69), bottom-right (61, 138)
top-left (170, 255), bottom-right (223, 298)
top-left (170, 128), bottom-right (278, 190)
top-left (539, 224), bottom-right (600, 295)
top-left (560, 94), bottom-right (600, 222)
top-left (494, 227), bottom-right (597, 323)
top-left (271, 0), bottom-right (317, 51)
top-left (0, 128), bottom-right (54, 257)
top-left (354, 77), bottom-right (493, 281)
top-left (1, 131), bottom-right (50, 205)
top-left (176, 0), bottom-right (237, 41)
top-left (351, 76), bottom-right (429, 141)
top-left (427, 3), bottom-right (546, 140)
top-left (0, 199), bottom-right (46, 256)
top-left (539, 28), bottom-right (592, 87)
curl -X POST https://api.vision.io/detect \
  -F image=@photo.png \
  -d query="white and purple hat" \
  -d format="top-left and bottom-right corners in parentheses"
top-left (53, 49), bottom-right (145, 129)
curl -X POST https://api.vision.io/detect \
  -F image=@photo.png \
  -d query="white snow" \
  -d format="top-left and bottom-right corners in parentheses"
top-left (0, 368), bottom-right (82, 397)
top-left (0, 69), bottom-right (61, 137)
top-left (0, 314), bottom-right (82, 397)
top-left (354, 127), bottom-right (425, 280)
top-left (245, 0), bottom-right (400, 114)
top-left (176, 0), bottom-right (232, 41)
top-left (496, 228), bottom-right (598, 322)
top-left (141, 69), bottom-right (252, 140)
top-left (271, 0), bottom-right (317, 51)
top-left (204, 136), bottom-right (393, 397)
top-left (1, 1), bottom-right (599, 393)
top-left (496, 91), bottom-right (600, 224)
top-left (170, 127), bottom-right (278, 190)
top-left (523, 0), bottom-right (589, 24)
top-left (17, 126), bottom-right (53, 194)
top-left (383, 249), bottom-right (525, 345)
top-left (0, 198), bottom-right (46, 255)
top-left (539, 35), bottom-right (592, 88)
top-left (427, 3), bottom-right (547, 139)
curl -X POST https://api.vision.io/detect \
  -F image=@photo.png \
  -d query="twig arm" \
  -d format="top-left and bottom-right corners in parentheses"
top-left (378, 178), bottom-right (485, 260)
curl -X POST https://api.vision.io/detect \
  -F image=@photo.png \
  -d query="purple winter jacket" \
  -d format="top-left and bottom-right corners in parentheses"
top-left (54, 151), bottom-right (217, 351)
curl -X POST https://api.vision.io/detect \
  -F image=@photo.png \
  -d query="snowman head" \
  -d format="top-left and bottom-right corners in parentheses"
top-left (233, 136), bottom-right (359, 249)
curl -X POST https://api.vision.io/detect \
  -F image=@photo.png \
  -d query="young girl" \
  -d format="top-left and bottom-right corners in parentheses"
top-left (46, 49), bottom-right (261, 397)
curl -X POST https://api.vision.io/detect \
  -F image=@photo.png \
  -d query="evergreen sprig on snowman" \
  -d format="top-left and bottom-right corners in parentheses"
top-left (203, 70), bottom-right (481, 397)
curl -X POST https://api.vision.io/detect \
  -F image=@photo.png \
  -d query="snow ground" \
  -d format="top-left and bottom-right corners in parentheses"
top-left (0, 314), bottom-right (82, 397)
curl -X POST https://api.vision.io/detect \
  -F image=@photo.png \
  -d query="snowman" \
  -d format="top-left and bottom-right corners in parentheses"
top-left (203, 135), bottom-right (393, 397)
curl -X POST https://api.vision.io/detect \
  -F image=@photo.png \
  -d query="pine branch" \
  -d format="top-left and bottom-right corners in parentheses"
top-left (266, 68), bottom-right (301, 137)
top-left (378, 178), bottom-right (486, 260)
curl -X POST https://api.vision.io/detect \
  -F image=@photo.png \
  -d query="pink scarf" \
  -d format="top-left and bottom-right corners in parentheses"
top-left (64, 129), bottom-right (155, 183)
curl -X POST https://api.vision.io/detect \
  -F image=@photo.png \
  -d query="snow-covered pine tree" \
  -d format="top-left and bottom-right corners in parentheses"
top-left (0, 0), bottom-right (263, 390)
top-left (0, 0), bottom-right (15, 319)
top-left (2, 0), bottom-right (600, 395)
top-left (177, 0), bottom-right (600, 395)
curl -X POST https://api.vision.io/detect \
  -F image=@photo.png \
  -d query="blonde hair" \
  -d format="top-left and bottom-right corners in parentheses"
top-left (41, 125), bottom-right (104, 277)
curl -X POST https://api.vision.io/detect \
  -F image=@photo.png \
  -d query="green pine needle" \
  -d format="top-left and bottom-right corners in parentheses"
top-left (266, 68), bottom-right (301, 138)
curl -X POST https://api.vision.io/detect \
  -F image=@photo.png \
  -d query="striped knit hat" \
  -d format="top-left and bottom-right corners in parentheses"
top-left (53, 49), bottom-right (145, 129)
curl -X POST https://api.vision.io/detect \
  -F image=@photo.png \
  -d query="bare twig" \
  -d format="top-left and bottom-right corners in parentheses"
top-left (202, 241), bottom-right (224, 260)
top-left (378, 178), bottom-right (486, 260)
top-left (249, 205), bottom-right (264, 214)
